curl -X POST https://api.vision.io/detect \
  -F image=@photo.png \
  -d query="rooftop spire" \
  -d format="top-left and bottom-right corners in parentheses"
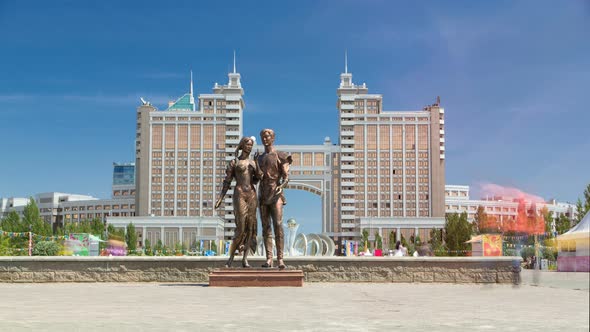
top-left (233, 50), bottom-right (236, 74)
top-left (190, 70), bottom-right (194, 95)
top-left (345, 50), bottom-right (348, 74)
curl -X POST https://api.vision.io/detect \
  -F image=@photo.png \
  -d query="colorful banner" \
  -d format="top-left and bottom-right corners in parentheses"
top-left (65, 233), bottom-right (90, 256)
top-left (483, 234), bottom-right (503, 256)
top-left (1, 230), bottom-right (68, 241)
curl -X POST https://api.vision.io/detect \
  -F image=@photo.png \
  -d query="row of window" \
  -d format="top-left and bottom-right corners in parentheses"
top-left (62, 204), bottom-right (135, 212)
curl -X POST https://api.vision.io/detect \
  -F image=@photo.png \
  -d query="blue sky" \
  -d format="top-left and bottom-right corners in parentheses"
top-left (1, 1), bottom-right (589, 234)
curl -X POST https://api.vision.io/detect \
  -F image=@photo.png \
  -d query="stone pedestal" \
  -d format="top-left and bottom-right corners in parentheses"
top-left (209, 268), bottom-right (304, 287)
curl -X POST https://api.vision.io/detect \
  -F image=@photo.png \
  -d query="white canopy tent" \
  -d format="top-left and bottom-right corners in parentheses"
top-left (557, 211), bottom-right (590, 272)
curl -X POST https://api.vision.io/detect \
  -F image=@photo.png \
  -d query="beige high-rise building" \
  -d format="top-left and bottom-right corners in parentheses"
top-left (135, 68), bottom-right (243, 224)
top-left (335, 59), bottom-right (446, 243)
top-left (132, 56), bottom-right (446, 250)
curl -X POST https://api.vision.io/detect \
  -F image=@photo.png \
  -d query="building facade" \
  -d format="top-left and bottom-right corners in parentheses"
top-left (131, 60), bottom-right (446, 250)
top-left (335, 66), bottom-right (446, 244)
top-left (2, 57), bottom-right (578, 254)
top-left (444, 185), bottom-right (577, 224)
top-left (0, 192), bottom-right (135, 228)
top-left (112, 162), bottom-right (136, 200)
top-left (135, 69), bottom-right (243, 224)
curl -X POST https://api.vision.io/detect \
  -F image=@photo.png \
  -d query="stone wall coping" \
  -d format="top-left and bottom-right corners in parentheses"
top-left (0, 256), bottom-right (522, 263)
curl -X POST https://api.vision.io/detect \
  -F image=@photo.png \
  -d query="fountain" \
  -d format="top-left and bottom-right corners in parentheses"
top-left (256, 218), bottom-right (336, 257)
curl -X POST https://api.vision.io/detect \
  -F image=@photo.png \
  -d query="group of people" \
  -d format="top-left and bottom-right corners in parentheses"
top-left (387, 241), bottom-right (434, 257)
top-left (215, 129), bottom-right (292, 269)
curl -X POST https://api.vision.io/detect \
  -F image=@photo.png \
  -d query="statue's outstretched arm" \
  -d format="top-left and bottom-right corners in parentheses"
top-left (215, 160), bottom-right (235, 209)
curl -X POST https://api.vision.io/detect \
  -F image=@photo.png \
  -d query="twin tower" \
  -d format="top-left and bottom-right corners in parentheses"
top-left (134, 61), bottom-right (445, 251)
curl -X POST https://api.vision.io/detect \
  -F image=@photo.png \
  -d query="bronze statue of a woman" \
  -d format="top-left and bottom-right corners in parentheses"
top-left (215, 136), bottom-right (261, 268)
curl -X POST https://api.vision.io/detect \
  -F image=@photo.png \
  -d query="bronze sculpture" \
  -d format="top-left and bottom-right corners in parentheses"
top-left (255, 128), bottom-right (292, 269)
top-left (215, 136), bottom-right (261, 268)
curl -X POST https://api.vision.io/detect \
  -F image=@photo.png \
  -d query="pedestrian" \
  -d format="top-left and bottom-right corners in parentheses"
top-left (394, 241), bottom-right (406, 257)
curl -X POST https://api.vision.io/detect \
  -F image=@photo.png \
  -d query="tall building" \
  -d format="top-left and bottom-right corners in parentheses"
top-left (135, 66), bottom-right (243, 223)
top-left (335, 59), bottom-right (446, 243)
top-left (112, 162), bottom-right (135, 200)
top-left (130, 58), bottom-right (446, 249)
top-left (0, 56), bottom-right (580, 253)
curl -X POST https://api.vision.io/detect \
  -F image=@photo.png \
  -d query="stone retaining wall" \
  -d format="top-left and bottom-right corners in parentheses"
top-left (0, 256), bottom-right (521, 284)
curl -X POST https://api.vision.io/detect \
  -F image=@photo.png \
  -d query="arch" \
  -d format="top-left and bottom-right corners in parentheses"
top-left (285, 182), bottom-right (322, 196)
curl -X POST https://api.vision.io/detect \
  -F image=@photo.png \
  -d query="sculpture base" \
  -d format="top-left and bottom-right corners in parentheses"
top-left (209, 268), bottom-right (304, 287)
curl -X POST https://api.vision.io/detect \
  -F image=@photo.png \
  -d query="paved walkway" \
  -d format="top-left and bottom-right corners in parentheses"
top-left (0, 273), bottom-right (588, 331)
top-left (521, 269), bottom-right (590, 290)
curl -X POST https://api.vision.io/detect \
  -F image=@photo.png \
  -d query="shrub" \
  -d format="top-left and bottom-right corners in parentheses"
top-left (33, 241), bottom-right (60, 256)
top-left (504, 248), bottom-right (517, 257)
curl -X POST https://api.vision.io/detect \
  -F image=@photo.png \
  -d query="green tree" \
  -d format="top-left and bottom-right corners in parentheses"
top-left (374, 231), bottom-right (383, 250)
top-left (79, 220), bottom-right (92, 234)
top-left (174, 241), bottom-right (183, 255)
top-left (125, 223), bottom-right (137, 253)
top-left (541, 207), bottom-right (554, 237)
top-left (190, 239), bottom-right (198, 252)
top-left (360, 229), bottom-right (369, 251)
top-left (555, 214), bottom-right (571, 235)
top-left (541, 246), bottom-right (557, 261)
top-left (155, 239), bottom-right (163, 255)
top-left (0, 235), bottom-right (11, 256)
top-left (64, 221), bottom-right (76, 235)
top-left (90, 218), bottom-right (104, 237)
top-left (388, 231), bottom-right (396, 250)
top-left (473, 205), bottom-right (487, 235)
top-left (429, 228), bottom-right (445, 256)
top-left (162, 245), bottom-right (170, 256)
top-left (1, 210), bottom-right (25, 232)
top-left (573, 184), bottom-right (590, 226)
top-left (1, 210), bottom-right (28, 253)
top-left (23, 198), bottom-right (52, 236)
top-left (107, 224), bottom-right (125, 241)
top-left (23, 197), bottom-right (40, 227)
top-left (144, 239), bottom-right (153, 256)
top-left (401, 234), bottom-right (408, 248)
top-left (444, 212), bottom-right (472, 256)
top-left (414, 235), bottom-right (421, 246)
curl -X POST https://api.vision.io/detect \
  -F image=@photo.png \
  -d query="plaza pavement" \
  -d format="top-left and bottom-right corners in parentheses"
top-left (0, 270), bottom-right (587, 331)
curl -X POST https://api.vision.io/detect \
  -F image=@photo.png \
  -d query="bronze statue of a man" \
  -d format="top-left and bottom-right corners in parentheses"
top-left (255, 128), bottom-right (292, 269)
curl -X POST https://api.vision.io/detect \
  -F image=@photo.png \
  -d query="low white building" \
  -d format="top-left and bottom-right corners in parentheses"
top-left (106, 216), bottom-right (225, 249)
top-left (445, 185), bottom-right (576, 224)
top-left (0, 192), bottom-right (135, 229)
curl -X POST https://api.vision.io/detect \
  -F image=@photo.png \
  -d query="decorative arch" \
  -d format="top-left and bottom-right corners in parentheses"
top-left (285, 182), bottom-right (322, 196)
